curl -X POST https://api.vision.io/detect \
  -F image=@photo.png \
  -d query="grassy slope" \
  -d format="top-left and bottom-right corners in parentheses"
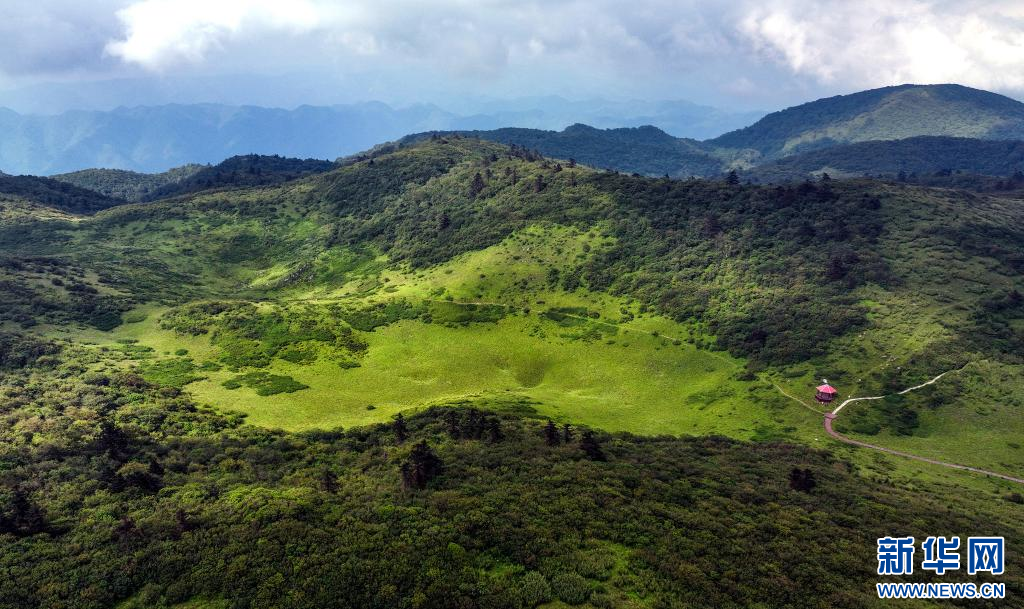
top-left (771, 183), bottom-right (1024, 476)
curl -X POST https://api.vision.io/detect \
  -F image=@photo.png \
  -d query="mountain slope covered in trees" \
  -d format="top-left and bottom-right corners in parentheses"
top-left (406, 124), bottom-right (724, 177)
top-left (52, 164), bottom-right (204, 202)
top-left (0, 173), bottom-right (125, 214)
top-left (140, 154), bottom-right (336, 201)
top-left (1, 136), bottom-right (1022, 608)
top-left (744, 136), bottom-right (1024, 182)
top-left (708, 83), bottom-right (1024, 160)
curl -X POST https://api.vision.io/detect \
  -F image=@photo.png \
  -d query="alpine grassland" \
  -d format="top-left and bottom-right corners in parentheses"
top-left (1, 135), bottom-right (1023, 608)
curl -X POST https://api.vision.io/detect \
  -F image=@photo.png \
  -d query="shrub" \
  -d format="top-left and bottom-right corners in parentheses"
top-left (550, 572), bottom-right (590, 605)
top-left (515, 571), bottom-right (551, 608)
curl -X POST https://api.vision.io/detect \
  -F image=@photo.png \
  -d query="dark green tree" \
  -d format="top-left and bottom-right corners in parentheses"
top-left (544, 420), bottom-right (560, 446)
top-left (401, 441), bottom-right (443, 490)
top-left (487, 418), bottom-right (503, 443)
top-left (788, 468), bottom-right (817, 492)
top-left (394, 412), bottom-right (409, 443)
top-left (579, 431), bottom-right (606, 461)
top-left (470, 172), bottom-right (486, 198)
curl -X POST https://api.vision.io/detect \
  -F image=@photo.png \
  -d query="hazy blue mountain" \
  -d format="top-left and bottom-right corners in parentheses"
top-left (0, 97), bottom-right (763, 175)
top-left (0, 103), bottom-right (460, 175)
top-left (449, 96), bottom-right (765, 139)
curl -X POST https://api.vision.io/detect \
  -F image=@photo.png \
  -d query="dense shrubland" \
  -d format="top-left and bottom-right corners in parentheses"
top-left (143, 155), bottom-right (336, 201)
top-left (53, 165), bottom-right (204, 202)
top-left (1, 344), bottom-right (1020, 609)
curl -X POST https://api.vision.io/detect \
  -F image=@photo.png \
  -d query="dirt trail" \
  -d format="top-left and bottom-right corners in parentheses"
top-left (831, 369), bottom-right (959, 415)
top-left (777, 365), bottom-right (1024, 484)
top-left (823, 414), bottom-right (1024, 484)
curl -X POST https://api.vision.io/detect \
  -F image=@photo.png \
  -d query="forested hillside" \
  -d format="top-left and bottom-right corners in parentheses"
top-left (708, 84), bottom-right (1024, 160)
top-left (406, 124), bottom-right (724, 177)
top-left (141, 155), bottom-right (336, 201)
top-left (1, 136), bottom-right (1022, 608)
top-left (53, 165), bottom-right (204, 202)
top-left (0, 173), bottom-right (125, 214)
top-left (744, 136), bottom-right (1024, 182)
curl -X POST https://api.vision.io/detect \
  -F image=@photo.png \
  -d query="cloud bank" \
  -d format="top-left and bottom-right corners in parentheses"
top-left (1, 0), bottom-right (1023, 106)
top-left (739, 0), bottom-right (1024, 92)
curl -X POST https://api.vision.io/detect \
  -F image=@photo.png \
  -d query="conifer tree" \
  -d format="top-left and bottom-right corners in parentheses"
top-left (579, 431), bottom-right (606, 461)
top-left (544, 420), bottom-right (560, 446)
top-left (401, 441), bottom-right (443, 490)
top-left (394, 413), bottom-right (408, 443)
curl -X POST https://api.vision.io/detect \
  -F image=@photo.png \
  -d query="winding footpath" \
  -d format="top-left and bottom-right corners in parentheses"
top-left (781, 366), bottom-right (1024, 484)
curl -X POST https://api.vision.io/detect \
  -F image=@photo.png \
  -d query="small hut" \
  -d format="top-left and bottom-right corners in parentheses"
top-left (815, 380), bottom-right (838, 405)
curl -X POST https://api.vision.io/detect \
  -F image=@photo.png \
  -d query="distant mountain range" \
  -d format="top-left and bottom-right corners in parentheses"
top-left (6, 83), bottom-right (1024, 183)
top-left (415, 84), bottom-right (1024, 180)
top-left (0, 98), bottom-right (762, 175)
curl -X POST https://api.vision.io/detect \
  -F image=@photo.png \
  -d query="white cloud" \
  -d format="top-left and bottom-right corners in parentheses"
top-left (736, 0), bottom-right (1024, 92)
top-left (6, 0), bottom-right (1021, 105)
top-left (105, 0), bottom-right (322, 69)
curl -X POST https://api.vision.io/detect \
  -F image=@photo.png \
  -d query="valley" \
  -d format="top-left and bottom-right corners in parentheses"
top-left (6, 2), bottom-right (1024, 606)
top-left (5, 136), bottom-right (1022, 485)
top-left (2, 124), bottom-right (1023, 609)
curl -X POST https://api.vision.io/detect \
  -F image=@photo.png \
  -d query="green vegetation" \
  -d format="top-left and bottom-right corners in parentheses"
top-left (139, 357), bottom-right (206, 388)
top-left (142, 154), bottom-right (335, 201)
top-left (2, 134), bottom-right (1024, 607)
top-left (53, 164), bottom-right (204, 202)
top-left (745, 136), bottom-right (1024, 183)
top-left (1, 351), bottom-right (1021, 608)
top-left (222, 371), bottom-right (308, 395)
top-left (0, 172), bottom-right (125, 213)
top-left (408, 124), bottom-right (723, 177)
top-left (709, 83), bottom-right (1024, 160)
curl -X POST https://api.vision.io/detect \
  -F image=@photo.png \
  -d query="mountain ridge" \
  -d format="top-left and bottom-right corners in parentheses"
top-left (708, 83), bottom-right (1024, 160)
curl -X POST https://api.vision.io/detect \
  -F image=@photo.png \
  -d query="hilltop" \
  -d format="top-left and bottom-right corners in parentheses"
top-left (140, 154), bottom-right (336, 201)
top-left (709, 84), bottom-right (1024, 161)
top-left (52, 164), bottom-right (203, 202)
top-left (406, 124), bottom-right (723, 177)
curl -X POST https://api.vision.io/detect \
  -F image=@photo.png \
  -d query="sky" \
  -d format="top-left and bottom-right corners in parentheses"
top-left (1, 0), bottom-right (1023, 114)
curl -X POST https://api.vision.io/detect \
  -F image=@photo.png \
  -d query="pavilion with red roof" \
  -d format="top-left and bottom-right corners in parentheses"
top-left (815, 380), bottom-right (838, 404)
